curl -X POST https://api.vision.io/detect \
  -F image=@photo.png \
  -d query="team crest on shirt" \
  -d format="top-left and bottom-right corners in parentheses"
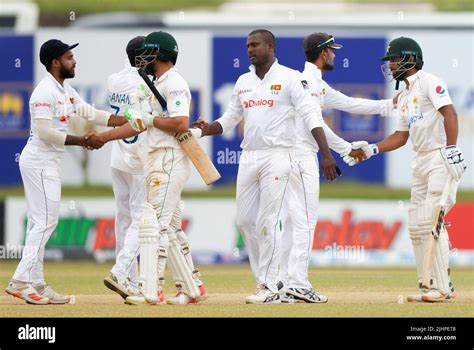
top-left (270, 84), bottom-right (282, 95)
top-left (69, 97), bottom-right (75, 104)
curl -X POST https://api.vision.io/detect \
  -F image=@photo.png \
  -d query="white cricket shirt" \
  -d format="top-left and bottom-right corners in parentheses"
top-left (144, 67), bottom-right (192, 151)
top-left (108, 60), bottom-right (150, 174)
top-left (296, 62), bottom-right (393, 158)
top-left (20, 72), bottom-right (85, 169)
top-left (396, 70), bottom-right (453, 153)
top-left (216, 59), bottom-right (323, 151)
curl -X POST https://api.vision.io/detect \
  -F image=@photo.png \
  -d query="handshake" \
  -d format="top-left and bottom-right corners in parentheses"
top-left (343, 141), bottom-right (379, 166)
top-left (81, 131), bottom-right (106, 150)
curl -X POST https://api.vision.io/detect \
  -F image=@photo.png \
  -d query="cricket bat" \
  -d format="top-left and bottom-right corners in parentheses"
top-left (137, 68), bottom-right (221, 185)
top-left (421, 174), bottom-right (452, 289)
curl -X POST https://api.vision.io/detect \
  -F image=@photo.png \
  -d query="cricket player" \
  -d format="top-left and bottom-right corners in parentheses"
top-left (93, 36), bottom-right (153, 301)
top-left (192, 29), bottom-right (338, 304)
top-left (5, 39), bottom-right (126, 305)
top-left (114, 31), bottom-right (207, 305)
top-left (280, 32), bottom-right (397, 303)
top-left (343, 37), bottom-right (466, 302)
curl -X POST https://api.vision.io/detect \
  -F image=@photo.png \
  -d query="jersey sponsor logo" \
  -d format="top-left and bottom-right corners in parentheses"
top-left (435, 85), bottom-right (446, 95)
top-left (169, 89), bottom-right (187, 97)
top-left (242, 99), bottom-right (274, 108)
top-left (408, 112), bottom-right (424, 129)
top-left (238, 88), bottom-right (252, 95)
top-left (301, 80), bottom-right (309, 90)
top-left (32, 102), bottom-right (51, 108)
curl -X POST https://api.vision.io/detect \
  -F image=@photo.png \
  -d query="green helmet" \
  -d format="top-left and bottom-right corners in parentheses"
top-left (381, 36), bottom-right (423, 61)
top-left (142, 31), bottom-right (178, 65)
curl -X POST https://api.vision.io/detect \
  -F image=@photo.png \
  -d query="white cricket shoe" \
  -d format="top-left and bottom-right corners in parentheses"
top-left (5, 280), bottom-right (50, 305)
top-left (407, 290), bottom-right (453, 303)
top-left (34, 284), bottom-right (71, 305)
top-left (166, 292), bottom-right (198, 305)
top-left (245, 286), bottom-right (281, 304)
top-left (286, 287), bottom-right (328, 304)
top-left (125, 293), bottom-right (160, 306)
top-left (104, 272), bottom-right (138, 300)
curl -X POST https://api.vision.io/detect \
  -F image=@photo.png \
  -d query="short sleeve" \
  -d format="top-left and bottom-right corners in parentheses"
top-left (165, 75), bottom-right (191, 118)
top-left (426, 75), bottom-right (453, 111)
top-left (30, 89), bottom-right (55, 120)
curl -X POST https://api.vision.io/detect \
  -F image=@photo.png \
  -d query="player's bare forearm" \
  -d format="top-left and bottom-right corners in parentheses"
top-left (311, 127), bottom-right (337, 181)
top-left (439, 104), bottom-right (458, 145)
top-left (191, 119), bottom-right (223, 136)
top-left (311, 127), bottom-right (331, 157)
top-left (100, 123), bottom-right (139, 142)
top-left (65, 134), bottom-right (86, 146)
top-left (376, 131), bottom-right (409, 153)
top-left (107, 115), bottom-right (128, 127)
top-left (152, 116), bottom-right (189, 133)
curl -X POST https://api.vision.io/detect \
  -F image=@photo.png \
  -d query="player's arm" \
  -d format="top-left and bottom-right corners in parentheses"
top-left (440, 104), bottom-right (458, 146)
top-left (376, 131), bottom-right (409, 152)
top-left (324, 83), bottom-right (395, 116)
top-left (150, 116), bottom-right (189, 133)
top-left (291, 74), bottom-right (337, 181)
top-left (95, 123), bottom-right (140, 142)
top-left (191, 82), bottom-right (243, 137)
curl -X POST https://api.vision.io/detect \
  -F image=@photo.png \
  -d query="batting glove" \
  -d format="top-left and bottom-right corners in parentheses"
top-left (442, 145), bottom-right (466, 181)
top-left (343, 143), bottom-right (379, 166)
top-left (124, 108), bottom-right (154, 132)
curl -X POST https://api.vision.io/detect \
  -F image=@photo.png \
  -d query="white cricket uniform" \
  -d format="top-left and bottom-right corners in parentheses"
top-left (280, 62), bottom-right (394, 290)
top-left (107, 60), bottom-right (150, 288)
top-left (141, 67), bottom-right (192, 231)
top-left (396, 70), bottom-right (457, 293)
top-left (13, 72), bottom-right (85, 284)
top-left (216, 59), bottom-right (323, 293)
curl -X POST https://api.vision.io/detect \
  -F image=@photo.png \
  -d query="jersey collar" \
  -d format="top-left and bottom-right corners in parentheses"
top-left (406, 70), bottom-right (421, 88)
top-left (156, 67), bottom-right (177, 84)
top-left (45, 72), bottom-right (66, 93)
top-left (249, 58), bottom-right (279, 79)
top-left (304, 61), bottom-right (322, 81)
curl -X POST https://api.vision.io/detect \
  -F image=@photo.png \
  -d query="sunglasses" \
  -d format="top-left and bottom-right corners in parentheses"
top-left (316, 36), bottom-right (335, 48)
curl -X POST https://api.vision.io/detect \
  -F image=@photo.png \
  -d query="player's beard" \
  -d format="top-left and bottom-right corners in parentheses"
top-left (323, 57), bottom-right (334, 71)
top-left (59, 65), bottom-right (75, 79)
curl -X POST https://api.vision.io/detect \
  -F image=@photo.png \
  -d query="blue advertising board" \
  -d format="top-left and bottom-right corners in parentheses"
top-left (212, 35), bottom-right (387, 184)
top-left (0, 35), bottom-right (33, 185)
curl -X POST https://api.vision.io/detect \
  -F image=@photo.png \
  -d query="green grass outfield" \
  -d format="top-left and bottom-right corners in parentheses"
top-left (0, 262), bottom-right (472, 317)
top-left (1, 183), bottom-right (473, 201)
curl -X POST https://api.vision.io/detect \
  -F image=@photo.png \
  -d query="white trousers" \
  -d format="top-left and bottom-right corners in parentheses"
top-left (144, 147), bottom-right (191, 229)
top-left (410, 149), bottom-right (458, 290)
top-left (236, 148), bottom-right (292, 293)
top-left (110, 167), bottom-right (146, 288)
top-left (280, 156), bottom-right (319, 290)
top-left (13, 166), bottom-right (61, 284)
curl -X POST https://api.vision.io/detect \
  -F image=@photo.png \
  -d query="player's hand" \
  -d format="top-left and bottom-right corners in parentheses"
top-left (124, 108), bottom-right (153, 132)
top-left (343, 142), bottom-right (378, 166)
top-left (348, 148), bottom-right (366, 163)
top-left (81, 131), bottom-right (105, 150)
top-left (442, 145), bottom-right (466, 181)
top-left (321, 152), bottom-right (337, 182)
top-left (191, 118), bottom-right (210, 136)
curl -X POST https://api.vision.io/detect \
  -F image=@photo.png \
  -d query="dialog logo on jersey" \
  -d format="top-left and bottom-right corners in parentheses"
top-left (435, 85), bottom-right (446, 95)
top-left (242, 99), bottom-right (274, 108)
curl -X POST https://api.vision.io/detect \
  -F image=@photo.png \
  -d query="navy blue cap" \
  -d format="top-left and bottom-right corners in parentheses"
top-left (39, 39), bottom-right (78, 66)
